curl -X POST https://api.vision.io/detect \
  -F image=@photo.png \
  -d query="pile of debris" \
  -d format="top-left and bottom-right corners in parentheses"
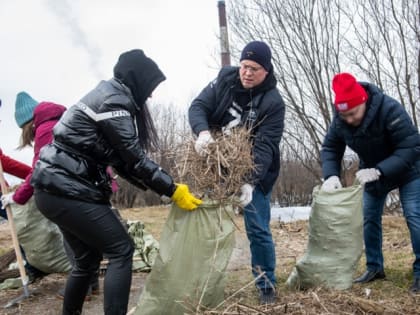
top-left (173, 128), bottom-right (255, 206)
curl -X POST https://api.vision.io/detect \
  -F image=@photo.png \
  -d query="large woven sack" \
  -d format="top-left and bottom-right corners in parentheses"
top-left (11, 197), bottom-right (71, 273)
top-left (287, 184), bottom-right (363, 290)
top-left (135, 200), bottom-right (235, 315)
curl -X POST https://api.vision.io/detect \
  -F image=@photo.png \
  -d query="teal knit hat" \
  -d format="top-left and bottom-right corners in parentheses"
top-left (15, 92), bottom-right (39, 127)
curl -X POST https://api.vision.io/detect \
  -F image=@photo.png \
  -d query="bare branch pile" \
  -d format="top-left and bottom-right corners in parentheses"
top-left (172, 128), bottom-right (255, 205)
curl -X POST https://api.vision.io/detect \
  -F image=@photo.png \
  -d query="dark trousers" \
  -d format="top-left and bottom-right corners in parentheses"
top-left (63, 239), bottom-right (100, 290)
top-left (363, 178), bottom-right (420, 277)
top-left (34, 190), bottom-right (134, 315)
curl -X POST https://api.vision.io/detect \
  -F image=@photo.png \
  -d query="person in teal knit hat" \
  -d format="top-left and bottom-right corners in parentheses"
top-left (2, 91), bottom-right (67, 283)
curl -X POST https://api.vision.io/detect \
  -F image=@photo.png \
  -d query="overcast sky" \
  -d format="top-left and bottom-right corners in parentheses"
top-left (0, 0), bottom-right (225, 170)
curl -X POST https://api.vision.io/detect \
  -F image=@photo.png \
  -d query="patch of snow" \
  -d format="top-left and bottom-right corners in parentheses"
top-left (271, 206), bottom-right (311, 222)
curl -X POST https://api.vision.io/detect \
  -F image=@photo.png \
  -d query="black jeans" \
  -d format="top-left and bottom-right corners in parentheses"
top-left (34, 190), bottom-right (134, 315)
top-left (63, 239), bottom-right (100, 290)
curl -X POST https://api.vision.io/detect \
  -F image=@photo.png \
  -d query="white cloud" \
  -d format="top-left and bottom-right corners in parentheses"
top-left (0, 0), bottom-right (224, 165)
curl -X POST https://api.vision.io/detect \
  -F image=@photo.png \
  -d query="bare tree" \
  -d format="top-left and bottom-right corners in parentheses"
top-left (113, 103), bottom-right (191, 208)
top-left (228, 0), bottom-right (344, 183)
top-left (226, 0), bottom-right (419, 206)
top-left (343, 0), bottom-right (419, 127)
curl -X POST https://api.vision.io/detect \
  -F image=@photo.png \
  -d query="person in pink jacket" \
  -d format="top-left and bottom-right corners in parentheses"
top-left (1, 92), bottom-right (66, 206)
top-left (1, 92), bottom-right (66, 282)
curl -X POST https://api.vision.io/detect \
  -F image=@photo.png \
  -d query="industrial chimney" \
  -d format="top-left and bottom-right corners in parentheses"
top-left (217, 1), bottom-right (231, 67)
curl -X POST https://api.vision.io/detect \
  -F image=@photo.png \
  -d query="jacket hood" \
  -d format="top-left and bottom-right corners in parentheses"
top-left (33, 102), bottom-right (66, 129)
top-left (113, 49), bottom-right (166, 110)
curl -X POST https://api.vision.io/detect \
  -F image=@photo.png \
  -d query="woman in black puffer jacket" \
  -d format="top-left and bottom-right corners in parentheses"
top-left (31, 49), bottom-right (201, 315)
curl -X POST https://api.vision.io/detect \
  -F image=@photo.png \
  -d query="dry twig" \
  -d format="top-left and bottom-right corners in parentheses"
top-left (172, 128), bottom-right (255, 208)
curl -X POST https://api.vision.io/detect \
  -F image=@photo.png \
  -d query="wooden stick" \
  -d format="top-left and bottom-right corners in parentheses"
top-left (0, 160), bottom-right (30, 296)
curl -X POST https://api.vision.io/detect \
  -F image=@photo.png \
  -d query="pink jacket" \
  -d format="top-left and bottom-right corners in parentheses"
top-left (13, 102), bottom-right (66, 204)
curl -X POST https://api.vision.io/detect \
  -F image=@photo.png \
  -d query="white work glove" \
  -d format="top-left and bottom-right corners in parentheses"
top-left (239, 184), bottom-right (254, 207)
top-left (194, 130), bottom-right (215, 157)
top-left (1, 193), bottom-right (15, 208)
top-left (356, 168), bottom-right (381, 185)
top-left (321, 176), bottom-right (342, 192)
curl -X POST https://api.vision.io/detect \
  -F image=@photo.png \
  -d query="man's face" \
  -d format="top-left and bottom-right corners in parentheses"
top-left (338, 103), bottom-right (366, 127)
top-left (239, 60), bottom-right (268, 89)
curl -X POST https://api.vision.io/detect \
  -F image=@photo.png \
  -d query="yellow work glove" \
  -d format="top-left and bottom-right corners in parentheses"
top-left (171, 184), bottom-right (202, 211)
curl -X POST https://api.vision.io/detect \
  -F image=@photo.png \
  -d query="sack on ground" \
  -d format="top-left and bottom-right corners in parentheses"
top-left (11, 197), bottom-right (71, 273)
top-left (127, 220), bottom-right (159, 272)
top-left (287, 184), bottom-right (363, 290)
top-left (135, 200), bottom-right (235, 315)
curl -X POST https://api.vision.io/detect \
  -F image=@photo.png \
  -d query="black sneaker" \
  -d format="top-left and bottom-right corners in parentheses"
top-left (353, 270), bottom-right (386, 283)
top-left (27, 269), bottom-right (47, 284)
top-left (259, 287), bottom-right (276, 305)
top-left (56, 287), bottom-right (65, 299)
top-left (409, 277), bottom-right (420, 294)
top-left (90, 279), bottom-right (100, 295)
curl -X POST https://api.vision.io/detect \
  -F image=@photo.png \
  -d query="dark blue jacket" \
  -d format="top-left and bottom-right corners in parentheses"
top-left (189, 66), bottom-right (285, 193)
top-left (321, 82), bottom-right (420, 196)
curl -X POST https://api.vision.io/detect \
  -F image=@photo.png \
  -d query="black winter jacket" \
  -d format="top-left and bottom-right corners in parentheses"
top-left (31, 78), bottom-right (176, 203)
top-left (321, 82), bottom-right (420, 196)
top-left (189, 66), bottom-right (285, 193)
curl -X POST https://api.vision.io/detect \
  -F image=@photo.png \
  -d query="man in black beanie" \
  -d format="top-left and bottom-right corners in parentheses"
top-left (189, 41), bottom-right (285, 304)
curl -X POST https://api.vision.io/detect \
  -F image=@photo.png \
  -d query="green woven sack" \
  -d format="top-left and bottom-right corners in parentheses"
top-left (135, 200), bottom-right (235, 315)
top-left (11, 197), bottom-right (71, 273)
top-left (287, 184), bottom-right (363, 290)
top-left (127, 220), bottom-right (159, 272)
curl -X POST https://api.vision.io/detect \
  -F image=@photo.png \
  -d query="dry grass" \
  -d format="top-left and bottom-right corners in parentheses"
top-left (119, 207), bottom-right (420, 314)
top-left (171, 128), bottom-right (254, 206)
top-left (1, 205), bottom-right (416, 314)
top-left (119, 205), bottom-right (171, 241)
top-left (215, 216), bottom-right (420, 315)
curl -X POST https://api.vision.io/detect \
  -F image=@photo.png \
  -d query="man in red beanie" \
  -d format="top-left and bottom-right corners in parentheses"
top-left (189, 41), bottom-right (285, 304)
top-left (321, 72), bottom-right (420, 294)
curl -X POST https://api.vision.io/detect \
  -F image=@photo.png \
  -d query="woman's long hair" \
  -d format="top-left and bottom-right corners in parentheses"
top-left (136, 101), bottom-right (159, 152)
top-left (17, 120), bottom-right (34, 149)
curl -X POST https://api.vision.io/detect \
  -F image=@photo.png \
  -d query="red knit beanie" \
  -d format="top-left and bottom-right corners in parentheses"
top-left (332, 73), bottom-right (368, 112)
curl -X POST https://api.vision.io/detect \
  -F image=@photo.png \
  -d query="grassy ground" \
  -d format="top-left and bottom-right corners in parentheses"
top-left (123, 207), bottom-right (420, 314)
top-left (0, 206), bottom-right (419, 314)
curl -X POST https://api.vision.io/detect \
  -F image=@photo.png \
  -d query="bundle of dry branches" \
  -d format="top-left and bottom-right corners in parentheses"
top-left (172, 128), bottom-right (255, 205)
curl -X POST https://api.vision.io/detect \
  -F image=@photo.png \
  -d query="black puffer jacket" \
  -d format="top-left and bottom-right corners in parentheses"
top-left (31, 50), bottom-right (176, 203)
top-left (321, 82), bottom-right (420, 196)
top-left (189, 66), bottom-right (285, 193)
